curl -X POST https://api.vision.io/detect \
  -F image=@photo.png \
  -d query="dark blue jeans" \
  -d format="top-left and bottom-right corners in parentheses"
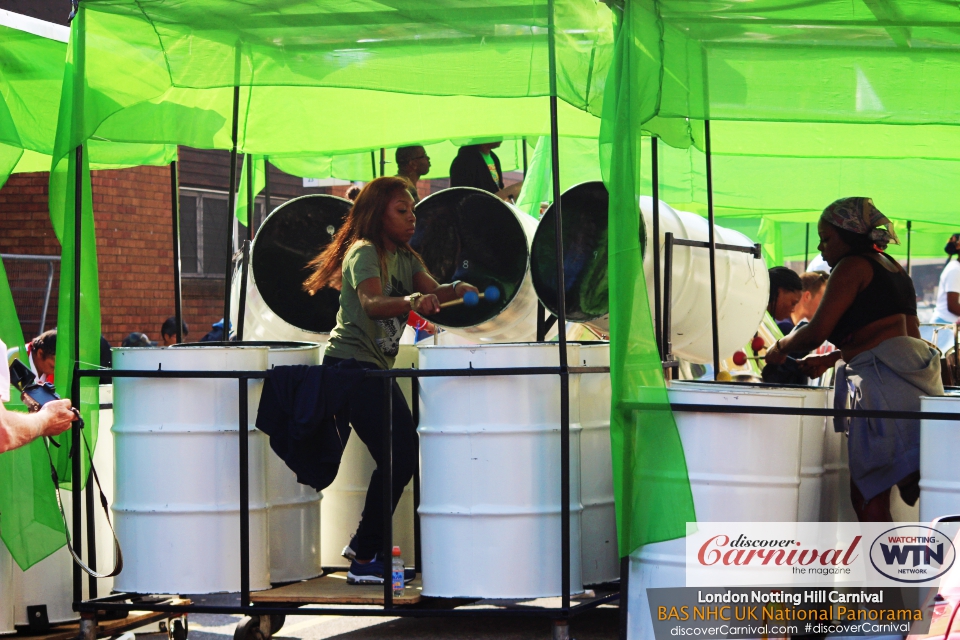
top-left (323, 355), bottom-right (417, 560)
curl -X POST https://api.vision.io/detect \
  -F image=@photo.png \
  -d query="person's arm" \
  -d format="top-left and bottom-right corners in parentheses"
top-left (496, 181), bottom-right (523, 201)
top-left (0, 399), bottom-right (76, 454)
top-left (907, 314), bottom-right (921, 339)
top-left (948, 292), bottom-right (960, 318)
top-left (766, 257), bottom-right (870, 363)
top-left (413, 271), bottom-right (478, 304)
top-left (357, 277), bottom-right (441, 319)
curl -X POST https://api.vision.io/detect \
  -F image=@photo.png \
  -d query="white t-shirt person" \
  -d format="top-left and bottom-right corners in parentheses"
top-left (934, 259), bottom-right (960, 323)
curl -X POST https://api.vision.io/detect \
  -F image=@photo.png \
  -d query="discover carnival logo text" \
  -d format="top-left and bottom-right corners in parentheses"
top-left (684, 522), bottom-right (959, 587)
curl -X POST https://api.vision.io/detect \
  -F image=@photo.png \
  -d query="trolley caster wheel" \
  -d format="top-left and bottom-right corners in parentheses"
top-left (169, 617), bottom-right (188, 640)
top-left (268, 615), bottom-right (285, 635)
top-left (233, 617), bottom-right (265, 640)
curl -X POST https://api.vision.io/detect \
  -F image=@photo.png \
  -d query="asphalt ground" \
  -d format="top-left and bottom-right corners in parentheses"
top-left (146, 593), bottom-right (621, 640)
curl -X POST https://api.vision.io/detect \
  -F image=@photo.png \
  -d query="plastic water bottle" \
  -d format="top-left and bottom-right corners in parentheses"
top-left (392, 546), bottom-right (404, 596)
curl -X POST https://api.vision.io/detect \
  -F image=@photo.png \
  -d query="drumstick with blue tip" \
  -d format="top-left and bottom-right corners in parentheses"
top-left (440, 285), bottom-right (501, 308)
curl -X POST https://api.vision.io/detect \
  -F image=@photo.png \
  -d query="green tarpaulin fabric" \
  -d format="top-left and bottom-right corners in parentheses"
top-left (600, 2), bottom-right (696, 555)
top-left (0, 11), bottom-right (177, 569)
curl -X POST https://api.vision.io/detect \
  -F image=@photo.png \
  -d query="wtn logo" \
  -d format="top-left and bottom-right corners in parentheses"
top-left (870, 526), bottom-right (956, 583)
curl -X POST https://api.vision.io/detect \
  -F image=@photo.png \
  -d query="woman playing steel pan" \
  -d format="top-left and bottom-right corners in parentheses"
top-left (303, 176), bottom-right (477, 584)
top-left (765, 197), bottom-right (942, 522)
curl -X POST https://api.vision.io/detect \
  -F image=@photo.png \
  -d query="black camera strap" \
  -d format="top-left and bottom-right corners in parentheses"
top-left (43, 411), bottom-right (123, 579)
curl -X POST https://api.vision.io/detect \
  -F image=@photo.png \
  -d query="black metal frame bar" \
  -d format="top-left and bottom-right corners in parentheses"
top-left (660, 232), bottom-right (762, 366)
top-left (171, 159), bottom-right (184, 344)
top-left (704, 120), bottom-right (721, 379)
top-left (71, 144), bottom-right (84, 604)
top-left (651, 136), bottom-right (663, 359)
top-left (222, 85), bottom-right (241, 336)
top-left (907, 220), bottom-right (913, 276)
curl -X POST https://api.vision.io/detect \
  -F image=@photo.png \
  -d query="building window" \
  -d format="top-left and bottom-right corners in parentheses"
top-left (179, 189), bottom-right (262, 277)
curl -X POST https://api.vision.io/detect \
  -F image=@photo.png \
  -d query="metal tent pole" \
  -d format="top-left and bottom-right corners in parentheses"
top-left (380, 148), bottom-right (386, 177)
top-left (547, 0), bottom-right (571, 616)
top-left (222, 86), bottom-right (241, 338)
top-left (907, 220), bottom-right (913, 276)
top-left (263, 156), bottom-right (271, 224)
top-left (651, 136), bottom-right (663, 359)
top-left (245, 154), bottom-right (254, 243)
top-left (704, 120), bottom-right (721, 379)
top-left (370, 151), bottom-right (377, 180)
top-left (522, 137), bottom-right (529, 175)
top-left (381, 379), bottom-right (394, 607)
top-left (171, 159), bottom-right (183, 343)
top-left (239, 379), bottom-right (250, 607)
top-left (71, 144), bottom-right (84, 603)
top-left (804, 223), bottom-right (810, 271)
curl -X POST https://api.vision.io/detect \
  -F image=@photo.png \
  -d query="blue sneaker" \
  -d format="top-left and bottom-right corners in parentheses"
top-left (346, 555), bottom-right (416, 585)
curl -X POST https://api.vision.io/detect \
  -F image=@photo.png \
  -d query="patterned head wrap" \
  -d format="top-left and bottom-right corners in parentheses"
top-left (820, 197), bottom-right (899, 250)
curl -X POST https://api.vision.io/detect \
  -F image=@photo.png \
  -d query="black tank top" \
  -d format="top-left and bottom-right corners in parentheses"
top-left (828, 252), bottom-right (917, 347)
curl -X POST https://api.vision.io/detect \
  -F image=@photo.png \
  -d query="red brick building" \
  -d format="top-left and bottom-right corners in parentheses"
top-left (0, 148), bottom-right (445, 347)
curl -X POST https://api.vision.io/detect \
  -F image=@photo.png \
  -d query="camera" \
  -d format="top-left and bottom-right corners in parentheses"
top-left (9, 358), bottom-right (61, 412)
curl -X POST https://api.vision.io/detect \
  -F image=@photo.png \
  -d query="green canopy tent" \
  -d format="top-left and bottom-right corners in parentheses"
top-left (600, 0), bottom-right (960, 555)
top-left (0, 10), bottom-right (177, 573)
top-left (52, 0), bottom-right (631, 610)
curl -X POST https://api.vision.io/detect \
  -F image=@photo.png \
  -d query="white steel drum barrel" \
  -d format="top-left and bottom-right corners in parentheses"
top-left (319, 345), bottom-right (417, 568)
top-left (578, 342), bottom-right (618, 585)
top-left (410, 188), bottom-right (539, 343)
top-left (113, 346), bottom-right (270, 593)
top-left (920, 394), bottom-right (960, 522)
top-left (0, 543), bottom-right (10, 634)
top-left (821, 421), bottom-right (843, 521)
top-left (821, 384), bottom-right (857, 522)
top-left (710, 382), bottom-right (827, 521)
top-left (629, 382), bottom-right (803, 640)
top-left (418, 343), bottom-right (583, 598)
top-left (529, 184), bottom-right (768, 363)
top-left (640, 197), bottom-right (768, 364)
top-left (239, 194), bottom-right (350, 343)
top-left (263, 343), bottom-right (323, 583)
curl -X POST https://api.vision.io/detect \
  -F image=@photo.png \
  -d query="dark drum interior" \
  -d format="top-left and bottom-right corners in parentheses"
top-left (531, 181), bottom-right (611, 322)
top-left (251, 194), bottom-right (351, 333)
top-left (410, 187), bottom-right (529, 328)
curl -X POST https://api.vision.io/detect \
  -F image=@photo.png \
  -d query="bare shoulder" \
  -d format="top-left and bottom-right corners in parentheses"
top-left (832, 255), bottom-right (873, 279)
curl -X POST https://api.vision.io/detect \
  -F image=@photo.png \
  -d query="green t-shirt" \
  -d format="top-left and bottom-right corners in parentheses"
top-left (325, 241), bottom-right (425, 370)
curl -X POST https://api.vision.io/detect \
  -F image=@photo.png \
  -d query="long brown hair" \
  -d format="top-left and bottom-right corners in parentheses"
top-left (303, 176), bottom-right (426, 294)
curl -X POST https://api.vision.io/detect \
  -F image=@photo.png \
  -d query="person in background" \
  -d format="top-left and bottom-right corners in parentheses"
top-left (395, 146), bottom-right (430, 204)
top-left (121, 332), bottom-right (155, 348)
top-left (160, 316), bottom-right (190, 346)
top-left (449, 141), bottom-right (523, 202)
top-left (27, 330), bottom-right (57, 383)
top-left (0, 337), bottom-right (76, 453)
top-left (789, 271), bottom-right (829, 329)
top-left (199, 319), bottom-right (230, 342)
top-left (100, 335), bottom-right (113, 385)
top-left (346, 185), bottom-right (362, 202)
top-left (806, 253), bottom-right (831, 274)
top-left (766, 197), bottom-right (938, 522)
top-left (932, 233), bottom-right (960, 324)
top-left (767, 267), bottom-right (803, 335)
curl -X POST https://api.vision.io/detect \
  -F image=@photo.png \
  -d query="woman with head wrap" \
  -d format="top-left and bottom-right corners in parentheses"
top-left (766, 197), bottom-right (942, 522)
